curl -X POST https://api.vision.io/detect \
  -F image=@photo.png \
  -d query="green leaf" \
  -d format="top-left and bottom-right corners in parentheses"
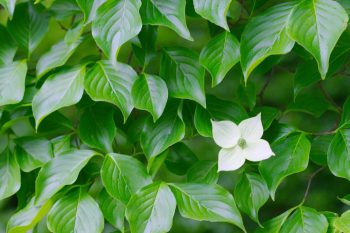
top-left (7, 2), bottom-right (50, 57)
top-left (126, 182), bottom-right (176, 233)
top-left (47, 187), bottom-right (104, 233)
top-left (169, 183), bottom-right (245, 232)
top-left (0, 25), bottom-right (17, 65)
top-left (100, 153), bottom-right (152, 204)
top-left (32, 66), bottom-right (85, 129)
top-left (141, 101), bottom-right (185, 159)
top-left (286, 0), bottom-right (349, 78)
top-left (36, 35), bottom-right (82, 78)
top-left (194, 105), bottom-right (212, 137)
top-left (0, 60), bottom-right (27, 106)
top-left (253, 106), bottom-right (279, 130)
top-left (187, 160), bottom-right (218, 184)
top-left (310, 135), bottom-right (333, 166)
top-left (51, 135), bottom-right (71, 156)
top-left (338, 194), bottom-right (350, 206)
top-left (259, 134), bottom-right (310, 199)
top-left (334, 210), bottom-right (350, 233)
top-left (255, 208), bottom-right (295, 233)
top-left (199, 31), bottom-right (240, 86)
top-left (240, 2), bottom-right (295, 80)
top-left (79, 105), bottom-right (116, 152)
top-left (193, 0), bottom-right (232, 30)
top-left (96, 189), bottom-right (125, 231)
top-left (327, 125), bottom-right (350, 181)
top-left (0, 0), bottom-right (16, 18)
top-left (340, 96), bottom-right (350, 127)
top-left (76, 0), bottom-right (106, 23)
top-left (7, 198), bottom-right (53, 233)
top-left (280, 207), bottom-right (328, 233)
top-left (35, 149), bottom-right (98, 204)
top-left (293, 60), bottom-right (321, 98)
top-left (165, 143), bottom-right (198, 175)
top-left (140, 0), bottom-right (192, 40)
top-left (14, 136), bottom-right (53, 172)
top-left (132, 73), bottom-right (168, 121)
top-left (160, 48), bottom-right (206, 107)
top-left (84, 61), bottom-right (137, 121)
top-left (92, 0), bottom-right (142, 63)
top-left (234, 173), bottom-right (269, 225)
top-left (0, 148), bottom-right (21, 200)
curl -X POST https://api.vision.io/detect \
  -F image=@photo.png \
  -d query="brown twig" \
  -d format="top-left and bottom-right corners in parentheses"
top-left (301, 167), bottom-right (325, 204)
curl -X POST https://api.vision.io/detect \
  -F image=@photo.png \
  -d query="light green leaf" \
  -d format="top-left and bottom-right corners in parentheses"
top-left (169, 183), bottom-right (246, 232)
top-left (36, 36), bottom-right (82, 78)
top-left (7, 2), bottom-right (50, 57)
top-left (51, 135), bottom-right (71, 156)
top-left (255, 208), bottom-right (295, 233)
top-left (240, 2), bottom-right (295, 80)
top-left (101, 153), bottom-right (152, 204)
top-left (132, 73), bottom-right (168, 121)
top-left (187, 160), bottom-right (218, 184)
top-left (15, 136), bottom-right (53, 172)
top-left (0, 25), bottom-right (17, 65)
top-left (84, 61), bottom-right (137, 121)
top-left (259, 134), bottom-right (310, 199)
top-left (0, 0), bottom-right (16, 18)
top-left (79, 105), bottom-right (116, 153)
top-left (126, 182), bottom-right (176, 233)
top-left (35, 149), bottom-right (98, 204)
top-left (76, 0), bottom-right (106, 23)
top-left (199, 31), bottom-right (240, 86)
top-left (234, 173), bottom-right (269, 225)
top-left (32, 66), bottom-right (85, 129)
top-left (160, 48), bottom-right (206, 107)
top-left (141, 101), bottom-right (185, 159)
top-left (0, 148), bottom-right (21, 201)
top-left (286, 0), bottom-right (349, 78)
top-left (7, 198), bottom-right (53, 233)
top-left (334, 210), bottom-right (350, 233)
top-left (92, 0), bottom-right (142, 63)
top-left (327, 125), bottom-right (350, 181)
top-left (140, 0), bottom-right (192, 40)
top-left (97, 189), bottom-right (125, 231)
top-left (280, 207), bottom-right (328, 233)
top-left (0, 60), bottom-right (27, 106)
top-left (193, 0), bottom-right (232, 30)
top-left (47, 187), bottom-right (104, 233)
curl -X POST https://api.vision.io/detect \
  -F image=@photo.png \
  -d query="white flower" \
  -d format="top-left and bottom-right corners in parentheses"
top-left (211, 113), bottom-right (274, 171)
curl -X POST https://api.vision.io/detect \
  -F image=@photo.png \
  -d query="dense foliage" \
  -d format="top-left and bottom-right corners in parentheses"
top-left (1, 0), bottom-right (350, 232)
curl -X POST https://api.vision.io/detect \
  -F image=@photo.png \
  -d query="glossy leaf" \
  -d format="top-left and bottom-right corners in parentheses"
top-left (100, 153), bottom-right (152, 204)
top-left (140, 0), bottom-right (192, 40)
top-left (334, 210), bottom-right (350, 233)
top-left (0, 0), bottom-right (16, 18)
top-left (47, 187), bottom-right (104, 233)
top-left (234, 173), bottom-right (269, 224)
top-left (84, 61), bottom-right (137, 121)
top-left (187, 160), bottom-right (218, 184)
top-left (35, 149), bottom-right (98, 204)
top-left (79, 105), bottom-right (116, 152)
top-left (199, 31), bottom-right (240, 86)
top-left (0, 25), bottom-right (17, 65)
top-left (259, 134), bottom-right (310, 199)
top-left (0, 148), bottom-right (21, 200)
top-left (0, 60), bottom-right (27, 106)
top-left (194, 105), bottom-right (212, 137)
top-left (193, 0), bottom-right (231, 30)
top-left (160, 48), bottom-right (206, 107)
top-left (126, 182), bottom-right (176, 233)
top-left (132, 74), bottom-right (168, 121)
top-left (141, 101), bottom-right (185, 159)
top-left (76, 0), bottom-right (106, 23)
top-left (15, 136), bottom-right (53, 172)
top-left (7, 2), bottom-right (50, 56)
top-left (32, 66), bottom-right (85, 129)
top-left (310, 135), bottom-right (333, 166)
top-left (286, 0), bottom-right (349, 78)
top-left (170, 183), bottom-right (245, 232)
top-left (255, 208), bottom-right (295, 233)
top-left (240, 2), bottom-right (295, 80)
top-left (92, 0), bottom-right (142, 63)
top-left (280, 207), bottom-right (328, 233)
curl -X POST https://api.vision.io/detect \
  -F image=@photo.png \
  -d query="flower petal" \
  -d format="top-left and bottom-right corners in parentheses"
top-left (244, 139), bottom-right (274, 162)
top-left (211, 120), bottom-right (240, 148)
top-left (239, 113), bottom-right (263, 142)
top-left (218, 147), bottom-right (245, 171)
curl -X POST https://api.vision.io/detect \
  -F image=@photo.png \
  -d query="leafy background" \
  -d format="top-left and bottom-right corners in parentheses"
top-left (1, 0), bottom-right (350, 232)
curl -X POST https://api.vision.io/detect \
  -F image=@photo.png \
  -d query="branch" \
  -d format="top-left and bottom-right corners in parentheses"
top-left (301, 167), bottom-right (325, 204)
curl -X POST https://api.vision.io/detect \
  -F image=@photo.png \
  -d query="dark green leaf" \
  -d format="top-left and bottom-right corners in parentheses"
top-left (187, 160), bottom-right (218, 184)
top-left (165, 143), bottom-right (198, 175)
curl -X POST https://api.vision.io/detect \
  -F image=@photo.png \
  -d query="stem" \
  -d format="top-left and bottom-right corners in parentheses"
top-left (127, 51), bottom-right (133, 64)
top-left (258, 69), bottom-right (274, 103)
top-left (301, 167), bottom-right (325, 204)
